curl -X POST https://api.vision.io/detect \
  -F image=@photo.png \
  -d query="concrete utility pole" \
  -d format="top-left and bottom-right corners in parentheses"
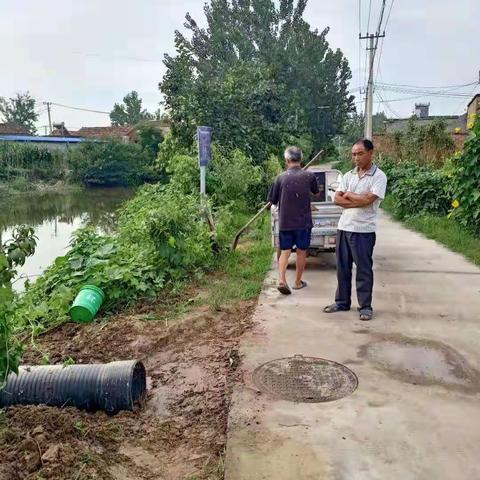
top-left (43, 102), bottom-right (52, 134)
top-left (360, 32), bottom-right (385, 140)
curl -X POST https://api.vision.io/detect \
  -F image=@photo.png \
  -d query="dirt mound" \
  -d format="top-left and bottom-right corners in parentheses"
top-left (0, 300), bottom-right (256, 480)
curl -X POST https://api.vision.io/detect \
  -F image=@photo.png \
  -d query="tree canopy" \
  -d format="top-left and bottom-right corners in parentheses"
top-left (0, 92), bottom-right (38, 134)
top-left (160, 0), bottom-right (354, 162)
top-left (110, 91), bottom-right (153, 126)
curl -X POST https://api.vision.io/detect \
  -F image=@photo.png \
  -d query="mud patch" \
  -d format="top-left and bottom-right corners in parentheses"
top-left (359, 333), bottom-right (480, 393)
top-left (0, 300), bottom-right (256, 479)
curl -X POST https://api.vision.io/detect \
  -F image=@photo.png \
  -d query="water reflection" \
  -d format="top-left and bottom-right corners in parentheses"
top-left (0, 188), bottom-right (135, 290)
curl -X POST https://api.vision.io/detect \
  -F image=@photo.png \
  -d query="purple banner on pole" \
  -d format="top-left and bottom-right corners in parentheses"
top-left (197, 126), bottom-right (213, 167)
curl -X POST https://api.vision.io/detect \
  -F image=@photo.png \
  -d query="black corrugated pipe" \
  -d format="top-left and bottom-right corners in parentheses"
top-left (0, 360), bottom-right (146, 414)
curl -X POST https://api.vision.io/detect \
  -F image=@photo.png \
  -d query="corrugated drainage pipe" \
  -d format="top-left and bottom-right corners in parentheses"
top-left (0, 360), bottom-right (146, 414)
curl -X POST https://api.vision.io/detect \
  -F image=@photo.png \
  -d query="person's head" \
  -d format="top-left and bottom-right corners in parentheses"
top-left (284, 146), bottom-right (303, 167)
top-left (351, 139), bottom-right (374, 169)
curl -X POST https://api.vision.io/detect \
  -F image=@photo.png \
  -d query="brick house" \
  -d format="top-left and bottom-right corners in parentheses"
top-left (374, 101), bottom-right (471, 153)
top-left (75, 126), bottom-right (132, 142)
top-left (0, 122), bottom-right (31, 135)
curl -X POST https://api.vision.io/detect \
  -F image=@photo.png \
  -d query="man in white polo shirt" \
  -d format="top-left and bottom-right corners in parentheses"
top-left (324, 139), bottom-right (387, 321)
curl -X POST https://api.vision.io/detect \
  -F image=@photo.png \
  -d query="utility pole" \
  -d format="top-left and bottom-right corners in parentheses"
top-left (43, 102), bottom-right (52, 134)
top-left (360, 32), bottom-right (385, 140)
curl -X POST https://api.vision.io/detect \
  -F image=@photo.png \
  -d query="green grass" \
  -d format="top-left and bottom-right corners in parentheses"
top-left (382, 195), bottom-right (480, 266)
top-left (207, 216), bottom-right (273, 307)
top-left (147, 212), bottom-right (273, 323)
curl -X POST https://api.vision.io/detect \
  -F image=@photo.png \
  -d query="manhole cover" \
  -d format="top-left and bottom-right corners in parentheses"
top-left (252, 355), bottom-right (358, 403)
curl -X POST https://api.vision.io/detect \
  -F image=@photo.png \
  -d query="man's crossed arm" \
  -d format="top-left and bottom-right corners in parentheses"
top-left (334, 191), bottom-right (378, 209)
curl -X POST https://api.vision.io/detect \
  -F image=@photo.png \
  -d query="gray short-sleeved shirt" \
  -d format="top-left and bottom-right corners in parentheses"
top-left (337, 164), bottom-right (387, 233)
top-left (268, 166), bottom-right (319, 231)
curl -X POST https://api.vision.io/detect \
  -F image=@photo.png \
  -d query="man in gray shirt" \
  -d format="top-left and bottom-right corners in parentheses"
top-left (324, 139), bottom-right (387, 321)
top-left (268, 146), bottom-right (319, 295)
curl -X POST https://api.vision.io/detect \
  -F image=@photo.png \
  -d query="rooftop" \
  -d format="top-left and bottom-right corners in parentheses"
top-left (76, 126), bottom-right (132, 139)
top-left (0, 122), bottom-right (31, 135)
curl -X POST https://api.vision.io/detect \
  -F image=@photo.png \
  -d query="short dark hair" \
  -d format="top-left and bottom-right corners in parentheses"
top-left (354, 138), bottom-right (374, 151)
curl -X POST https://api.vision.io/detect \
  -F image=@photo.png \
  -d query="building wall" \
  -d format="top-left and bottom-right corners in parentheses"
top-left (372, 132), bottom-right (468, 156)
top-left (467, 97), bottom-right (479, 129)
top-left (385, 115), bottom-right (467, 135)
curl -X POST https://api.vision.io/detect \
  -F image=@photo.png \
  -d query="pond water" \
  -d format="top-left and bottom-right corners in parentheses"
top-left (0, 188), bottom-right (135, 290)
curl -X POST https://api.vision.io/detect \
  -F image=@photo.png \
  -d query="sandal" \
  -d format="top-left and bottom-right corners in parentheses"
top-left (277, 283), bottom-right (292, 295)
top-left (292, 280), bottom-right (308, 290)
top-left (359, 308), bottom-right (373, 321)
top-left (323, 303), bottom-right (350, 313)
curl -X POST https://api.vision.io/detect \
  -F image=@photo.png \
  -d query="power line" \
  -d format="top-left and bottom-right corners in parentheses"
top-left (374, 0), bottom-right (394, 83)
top-left (358, 0), bottom-right (362, 109)
top-left (375, 90), bottom-right (401, 117)
top-left (375, 85), bottom-right (475, 97)
top-left (360, 0), bottom-right (387, 138)
top-left (366, 0), bottom-right (373, 35)
top-left (375, 0), bottom-right (387, 37)
top-left (377, 80), bottom-right (477, 90)
top-left (384, 0), bottom-right (395, 30)
top-left (48, 102), bottom-right (110, 115)
top-left (363, 0), bottom-right (373, 89)
top-left (453, 83), bottom-right (479, 114)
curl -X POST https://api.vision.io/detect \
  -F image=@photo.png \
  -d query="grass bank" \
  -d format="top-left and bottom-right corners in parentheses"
top-left (0, 179), bottom-right (81, 196)
top-left (2, 216), bottom-right (273, 480)
top-left (382, 195), bottom-right (480, 266)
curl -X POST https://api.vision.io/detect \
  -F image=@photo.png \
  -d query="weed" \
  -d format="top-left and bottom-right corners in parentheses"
top-left (73, 421), bottom-right (90, 437)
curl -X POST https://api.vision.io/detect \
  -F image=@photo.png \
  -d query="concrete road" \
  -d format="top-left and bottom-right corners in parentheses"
top-left (225, 211), bottom-right (480, 480)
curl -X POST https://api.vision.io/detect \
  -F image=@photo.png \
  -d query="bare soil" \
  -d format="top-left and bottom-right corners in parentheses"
top-left (0, 297), bottom-right (256, 480)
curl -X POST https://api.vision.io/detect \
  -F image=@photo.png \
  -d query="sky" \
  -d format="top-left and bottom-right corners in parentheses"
top-left (0, 0), bottom-right (477, 133)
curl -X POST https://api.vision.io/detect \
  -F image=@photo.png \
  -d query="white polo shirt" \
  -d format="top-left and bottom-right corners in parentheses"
top-left (337, 164), bottom-right (387, 233)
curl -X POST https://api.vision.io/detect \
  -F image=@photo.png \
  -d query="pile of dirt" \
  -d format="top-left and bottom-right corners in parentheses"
top-left (0, 299), bottom-right (256, 480)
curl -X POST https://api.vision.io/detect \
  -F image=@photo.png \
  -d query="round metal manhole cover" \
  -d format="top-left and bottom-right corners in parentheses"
top-left (252, 355), bottom-right (358, 403)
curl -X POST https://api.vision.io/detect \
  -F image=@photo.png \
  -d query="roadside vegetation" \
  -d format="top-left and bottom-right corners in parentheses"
top-left (0, 0), bottom-right (357, 386)
top-left (335, 118), bottom-right (480, 265)
top-left (0, 135), bottom-right (161, 194)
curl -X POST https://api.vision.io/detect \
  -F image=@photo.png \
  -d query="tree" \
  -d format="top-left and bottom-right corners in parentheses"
top-left (136, 123), bottom-right (164, 157)
top-left (160, 0), bottom-right (354, 162)
top-left (340, 111), bottom-right (388, 145)
top-left (0, 92), bottom-right (38, 134)
top-left (110, 91), bottom-right (153, 126)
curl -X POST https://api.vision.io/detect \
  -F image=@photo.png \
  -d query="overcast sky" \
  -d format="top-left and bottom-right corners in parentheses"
top-left (0, 0), bottom-right (477, 133)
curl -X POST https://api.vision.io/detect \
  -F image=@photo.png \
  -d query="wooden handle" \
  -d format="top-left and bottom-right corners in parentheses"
top-left (230, 149), bottom-right (325, 251)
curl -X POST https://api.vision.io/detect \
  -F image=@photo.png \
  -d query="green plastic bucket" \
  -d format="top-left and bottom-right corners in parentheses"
top-left (69, 285), bottom-right (105, 323)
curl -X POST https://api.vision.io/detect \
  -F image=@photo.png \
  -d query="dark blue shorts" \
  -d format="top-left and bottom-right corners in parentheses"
top-left (279, 229), bottom-right (312, 250)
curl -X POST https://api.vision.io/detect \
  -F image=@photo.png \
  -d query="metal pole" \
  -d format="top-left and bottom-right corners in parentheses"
top-left (364, 34), bottom-right (375, 140)
top-left (200, 165), bottom-right (206, 196)
top-left (43, 102), bottom-right (52, 134)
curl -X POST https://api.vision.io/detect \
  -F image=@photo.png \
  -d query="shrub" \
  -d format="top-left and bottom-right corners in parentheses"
top-left (166, 153), bottom-right (199, 194)
top-left (384, 119), bottom-right (454, 166)
top-left (68, 140), bottom-right (154, 186)
top-left (135, 123), bottom-right (164, 157)
top-left (0, 143), bottom-right (67, 182)
top-left (449, 120), bottom-right (480, 234)
top-left (389, 168), bottom-right (451, 218)
top-left (164, 145), bottom-right (266, 209)
top-left (13, 184), bottom-right (215, 333)
top-left (0, 227), bottom-right (37, 381)
top-left (208, 147), bottom-right (262, 208)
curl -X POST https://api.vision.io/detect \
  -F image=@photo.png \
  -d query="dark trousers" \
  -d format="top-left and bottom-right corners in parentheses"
top-left (335, 230), bottom-right (376, 310)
